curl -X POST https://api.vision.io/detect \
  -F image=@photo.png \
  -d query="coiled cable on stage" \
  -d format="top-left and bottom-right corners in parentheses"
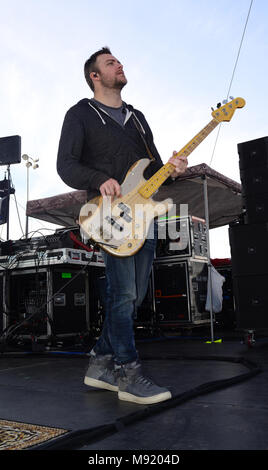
top-left (31, 353), bottom-right (261, 450)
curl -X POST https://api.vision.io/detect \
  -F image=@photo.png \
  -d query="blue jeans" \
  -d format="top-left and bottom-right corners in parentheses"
top-left (93, 226), bottom-right (157, 364)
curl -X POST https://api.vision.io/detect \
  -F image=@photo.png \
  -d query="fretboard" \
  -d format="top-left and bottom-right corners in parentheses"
top-left (138, 118), bottom-right (219, 199)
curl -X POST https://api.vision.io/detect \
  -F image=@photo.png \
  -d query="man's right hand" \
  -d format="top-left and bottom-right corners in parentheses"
top-left (99, 178), bottom-right (122, 198)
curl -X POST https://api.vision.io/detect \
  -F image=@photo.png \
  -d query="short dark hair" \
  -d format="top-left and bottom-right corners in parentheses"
top-left (84, 47), bottom-right (112, 91)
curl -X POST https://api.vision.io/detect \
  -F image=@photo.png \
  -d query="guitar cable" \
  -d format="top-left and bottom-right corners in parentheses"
top-left (31, 349), bottom-right (262, 450)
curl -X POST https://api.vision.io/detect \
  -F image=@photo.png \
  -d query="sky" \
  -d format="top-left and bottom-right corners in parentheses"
top-left (0, 0), bottom-right (267, 257)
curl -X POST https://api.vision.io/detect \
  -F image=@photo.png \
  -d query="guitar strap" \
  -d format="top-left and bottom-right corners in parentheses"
top-left (132, 115), bottom-right (156, 162)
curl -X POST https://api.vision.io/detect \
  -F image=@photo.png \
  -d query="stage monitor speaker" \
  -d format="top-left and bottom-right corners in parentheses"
top-left (233, 275), bottom-right (268, 329)
top-left (0, 135), bottom-right (21, 166)
top-left (238, 136), bottom-right (268, 171)
top-left (229, 222), bottom-right (268, 276)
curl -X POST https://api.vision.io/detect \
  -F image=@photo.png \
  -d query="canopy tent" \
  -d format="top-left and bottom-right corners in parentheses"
top-left (26, 163), bottom-right (242, 229)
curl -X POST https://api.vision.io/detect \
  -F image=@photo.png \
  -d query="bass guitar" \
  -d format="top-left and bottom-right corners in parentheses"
top-left (79, 97), bottom-right (245, 257)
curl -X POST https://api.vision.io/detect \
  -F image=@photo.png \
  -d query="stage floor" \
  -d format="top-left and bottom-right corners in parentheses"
top-left (0, 327), bottom-right (267, 451)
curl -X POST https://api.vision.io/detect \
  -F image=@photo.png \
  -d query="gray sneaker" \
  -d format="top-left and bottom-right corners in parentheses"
top-left (118, 362), bottom-right (172, 404)
top-left (84, 354), bottom-right (118, 392)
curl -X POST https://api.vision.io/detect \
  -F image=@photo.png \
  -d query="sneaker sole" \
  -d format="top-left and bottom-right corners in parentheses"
top-left (84, 376), bottom-right (118, 392)
top-left (118, 390), bottom-right (171, 405)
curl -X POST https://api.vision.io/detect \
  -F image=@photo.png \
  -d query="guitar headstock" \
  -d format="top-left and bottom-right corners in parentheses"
top-left (211, 97), bottom-right (246, 122)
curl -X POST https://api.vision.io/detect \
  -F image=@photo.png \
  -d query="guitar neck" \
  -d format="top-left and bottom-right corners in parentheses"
top-left (138, 118), bottom-right (219, 199)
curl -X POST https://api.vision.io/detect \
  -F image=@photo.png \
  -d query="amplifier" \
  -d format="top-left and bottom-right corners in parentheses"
top-left (156, 215), bottom-right (208, 260)
top-left (153, 258), bottom-right (210, 325)
top-left (0, 248), bottom-right (104, 270)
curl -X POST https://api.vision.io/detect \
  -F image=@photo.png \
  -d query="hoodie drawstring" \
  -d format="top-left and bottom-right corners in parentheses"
top-left (88, 101), bottom-right (106, 125)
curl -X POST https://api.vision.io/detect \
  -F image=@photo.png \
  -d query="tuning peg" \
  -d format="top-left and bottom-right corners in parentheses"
top-left (229, 96), bottom-right (234, 100)
top-left (217, 102), bottom-right (221, 108)
top-left (211, 107), bottom-right (214, 111)
top-left (222, 99), bottom-right (228, 104)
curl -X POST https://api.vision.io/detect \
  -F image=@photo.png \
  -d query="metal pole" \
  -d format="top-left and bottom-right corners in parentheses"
top-left (202, 175), bottom-right (214, 342)
top-left (25, 164), bottom-right (29, 238)
top-left (6, 165), bottom-right (11, 240)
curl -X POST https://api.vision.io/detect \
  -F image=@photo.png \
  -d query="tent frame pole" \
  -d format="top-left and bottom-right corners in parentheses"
top-left (202, 175), bottom-right (214, 342)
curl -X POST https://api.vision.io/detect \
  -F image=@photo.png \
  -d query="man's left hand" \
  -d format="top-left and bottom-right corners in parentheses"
top-left (168, 150), bottom-right (188, 179)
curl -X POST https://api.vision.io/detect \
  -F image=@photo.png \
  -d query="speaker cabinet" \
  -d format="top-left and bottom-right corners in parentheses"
top-left (238, 136), bottom-right (268, 171)
top-left (240, 167), bottom-right (268, 195)
top-left (229, 222), bottom-right (268, 276)
top-left (229, 221), bottom-right (268, 329)
top-left (233, 275), bottom-right (268, 329)
top-left (243, 194), bottom-right (268, 224)
top-left (238, 136), bottom-right (268, 223)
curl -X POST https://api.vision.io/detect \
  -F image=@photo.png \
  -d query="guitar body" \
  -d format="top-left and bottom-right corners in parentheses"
top-left (79, 158), bottom-right (173, 257)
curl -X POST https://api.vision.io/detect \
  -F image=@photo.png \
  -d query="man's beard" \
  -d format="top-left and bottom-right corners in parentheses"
top-left (100, 73), bottom-right (127, 90)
